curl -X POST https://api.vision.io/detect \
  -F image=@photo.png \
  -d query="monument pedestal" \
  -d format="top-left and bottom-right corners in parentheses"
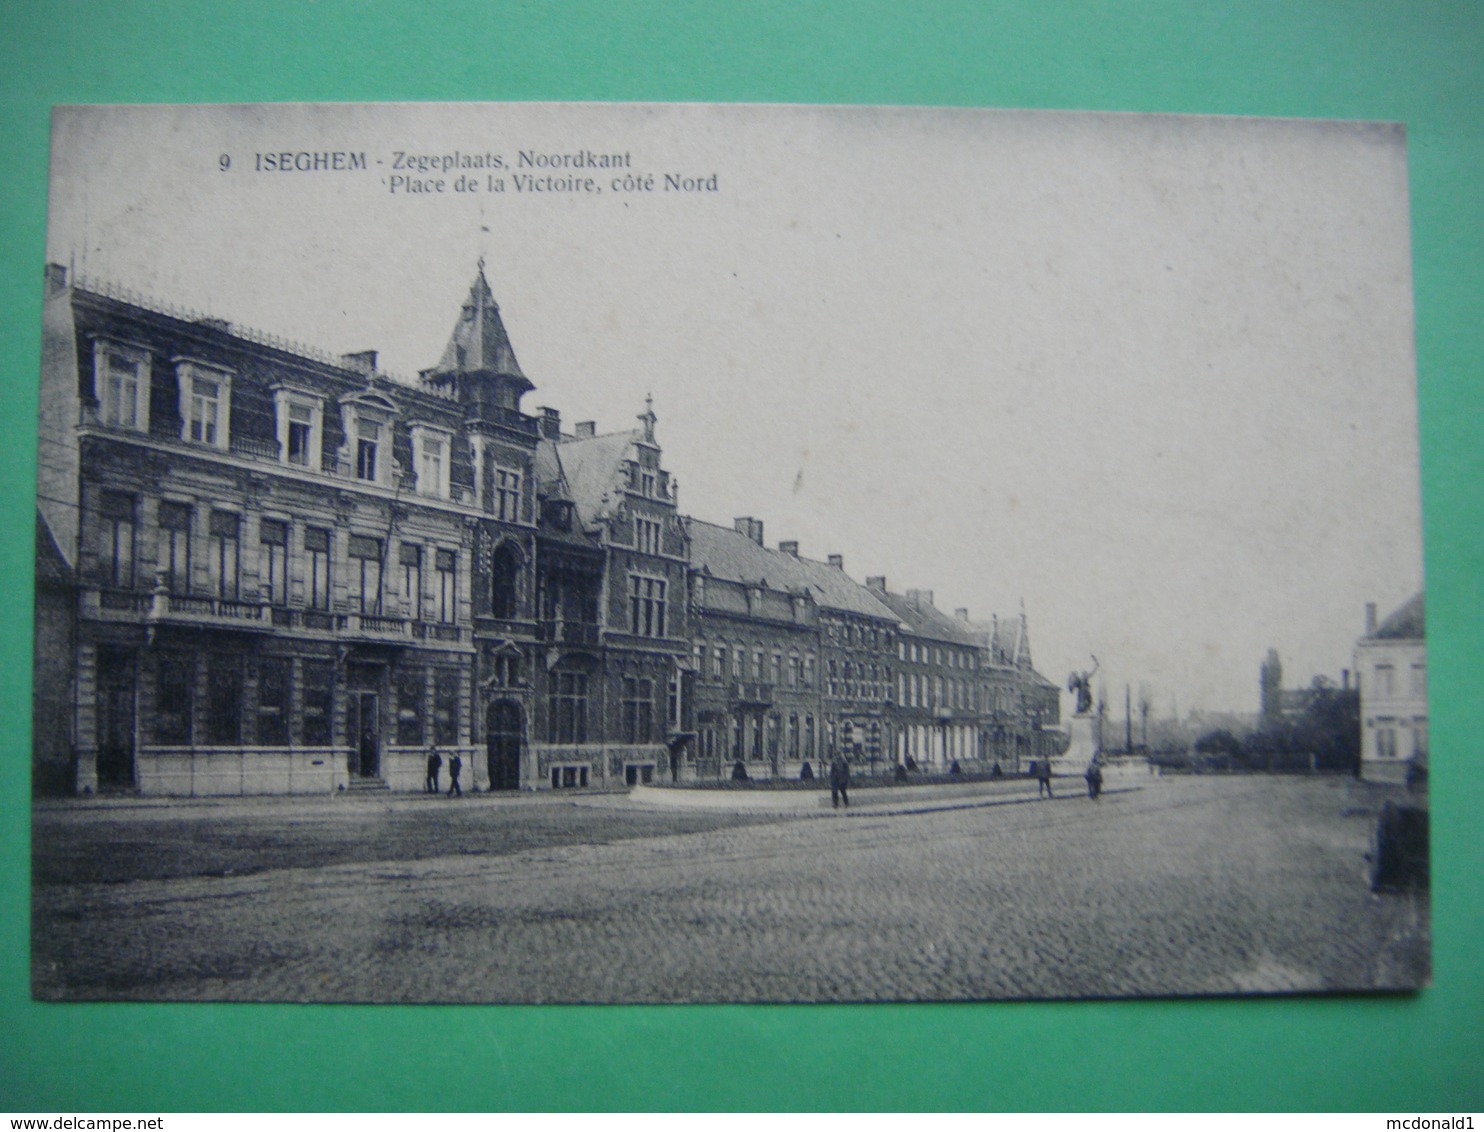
top-left (1051, 712), bottom-right (1099, 775)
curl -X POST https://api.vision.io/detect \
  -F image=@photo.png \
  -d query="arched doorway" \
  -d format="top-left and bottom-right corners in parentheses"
top-left (486, 699), bottom-right (524, 791)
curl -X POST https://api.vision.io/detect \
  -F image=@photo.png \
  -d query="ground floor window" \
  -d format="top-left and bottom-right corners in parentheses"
top-left (624, 763), bottom-right (655, 786)
top-left (302, 660), bottom-right (334, 745)
top-left (257, 658), bottom-right (291, 746)
top-left (433, 669), bottom-right (460, 746)
top-left (549, 670), bottom-right (589, 744)
top-left (206, 655), bottom-right (243, 745)
top-left (397, 666), bottom-right (425, 745)
top-left (622, 675), bottom-right (655, 743)
top-left (155, 653), bottom-right (194, 744)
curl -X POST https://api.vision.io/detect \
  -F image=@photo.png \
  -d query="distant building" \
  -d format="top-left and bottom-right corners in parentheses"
top-left (1355, 593), bottom-right (1427, 784)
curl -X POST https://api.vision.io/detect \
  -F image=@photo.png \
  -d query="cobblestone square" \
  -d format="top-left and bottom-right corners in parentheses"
top-left (32, 774), bottom-right (1428, 1003)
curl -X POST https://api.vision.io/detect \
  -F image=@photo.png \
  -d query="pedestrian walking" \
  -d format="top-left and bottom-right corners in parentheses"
top-left (1085, 758), bottom-right (1103, 800)
top-left (1035, 757), bottom-right (1054, 798)
top-left (829, 750), bottom-right (851, 810)
top-left (447, 752), bottom-right (462, 797)
top-left (425, 746), bottom-right (442, 795)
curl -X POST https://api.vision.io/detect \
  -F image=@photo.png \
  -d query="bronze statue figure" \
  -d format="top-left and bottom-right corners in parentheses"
top-left (1067, 655), bottom-right (1100, 715)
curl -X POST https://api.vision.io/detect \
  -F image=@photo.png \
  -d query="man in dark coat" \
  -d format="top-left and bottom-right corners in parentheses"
top-left (425, 747), bottom-right (442, 795)
top-left (447, 752), bottom-right (463, 798)
top-left (1085, 758), bottom-right (1103, 800)
top-left (829, 750), bottom-right (851, 810)
top-left (1036, 757), bottom-right (1054, 798)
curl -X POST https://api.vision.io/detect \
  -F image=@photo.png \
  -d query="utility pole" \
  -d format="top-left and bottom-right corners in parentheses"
top-left (1125, 684), bottom-right (1133, 756)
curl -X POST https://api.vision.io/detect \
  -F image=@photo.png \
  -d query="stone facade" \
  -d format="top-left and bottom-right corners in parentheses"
top-left (33, 263), bottom-right (1062, 796)
top-left (1355, 593), bottom-right (1426, 785)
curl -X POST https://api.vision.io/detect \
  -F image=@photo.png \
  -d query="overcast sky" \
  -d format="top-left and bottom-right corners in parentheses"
top-left (46, 103), bottom-right (1424, 717)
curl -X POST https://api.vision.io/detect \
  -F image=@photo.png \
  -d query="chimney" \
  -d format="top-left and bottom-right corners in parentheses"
top-left (1342, 668), bottom-right (1350, 691)
top-left (1365, 602), bottom-right (1378, 634)
top-left (575, 421), bottom-right (597, 439)
top-left (733, 517), bottom-right (763, 545)
top-left (44, 263), bottom-right (68, 296)
top-left (779, 540), bottom-right (799, 557)
top-left (865, 576), bottom-right (886, 593)
top-left (341, 349), bottom-right (378, 373)
top-left (537, 406), bottom-right (561, 440)
top-left (827, 554), bottom-right (844, 570)
top-left (955, 608), bottom-right (969, 621)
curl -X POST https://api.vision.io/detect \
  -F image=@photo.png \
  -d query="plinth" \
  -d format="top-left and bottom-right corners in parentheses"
top-left (1051, 712), bottom-right (1100, 775)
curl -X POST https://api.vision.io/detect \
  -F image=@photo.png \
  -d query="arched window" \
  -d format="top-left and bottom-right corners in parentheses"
top-left (490, 542), bottom-right (520, 620)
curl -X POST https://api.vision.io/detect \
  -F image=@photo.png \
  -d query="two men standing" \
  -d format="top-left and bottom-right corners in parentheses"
top-left (425, 746), bottom-right (463, 797)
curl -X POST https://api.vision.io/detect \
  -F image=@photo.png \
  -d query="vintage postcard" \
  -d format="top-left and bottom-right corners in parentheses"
top-left (31, 103), bottom-right (1427, 1003)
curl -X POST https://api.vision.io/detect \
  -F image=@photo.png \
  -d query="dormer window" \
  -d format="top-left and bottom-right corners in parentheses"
top-left (338, 392), bottom-right (398, 488)
top-left (356, 420), bottom-right (381, 481)
top-left (410, 424), bottom-right (454, 499)
top-left (273, 387), bottom-right (323, 469)
top-left (176, 359), bottom-right (234, 450)
top-left (93, 341), bottom-right (151, 431)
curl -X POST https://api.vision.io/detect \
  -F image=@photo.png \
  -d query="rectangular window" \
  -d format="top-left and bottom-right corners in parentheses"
top-left (287, 402), bottom-right (314, 466)
top-left (259, 518), bottom-right (288, 605)
top-left (419, 435), bottom-right (445, 497)
top-left (101, 348), bottom-right (144, 429)
top-left (494, 468), bottom-right (521, 522)
top-left (623, 676), bottom-right (655, 743)
top-left (435, 549), bottom-right (457, 623)
top-left (187, 377), bottom-right (222, 445)
top-left (635, 516), bottom-right (661, 555)
top-left (788, 654), bottom-right (799, 688)
top-left (396, 667), bottom-right (425, 746)
top-left (99, 490), bottom-right (136, 588)
top-left (155, 653), bottom-right (194, 745)
top-left (348, 534), bottom-right (383, 615)
top-left (668, 674), bottom-right (681, 729)
top-left (713, 646), bottom-right (725, 681)
top-left (640, 469), bottom-right (656, 497)
top-left (400, 543), bottom-right (422, 621)
top-left (206, 655), bottom-right (243, 745)
top-left (771, 652), bottom-right (782, 686)
top-left (1376, 664), bottom-right (1395, 697)
top-left (548, 670), bottom-right (589, 744)
top-left (208, 511), bottom-right (240, 600)
top-left (305, 527), bottom-right (331, 611)
top-left (355, 419), bottom-right (381, 481)
top-left (257, 658), bottom-right (291, 746)
top-left (731, 647), bottom-right (743, 681)
top-left (628, 575), bottom-right (667, 637)
top-left (158, 501), bottom-right (192, 594)
top-left (753, 649), bottom-right (764, 681)
top-left (433, 669), bottom-right (460, 746)
top-left (302, 660), bottom-right (334, 745)
top-left (1411, 662), bottom-right (1427, 697)
top-left (804, 653), bottom-right (815, 689)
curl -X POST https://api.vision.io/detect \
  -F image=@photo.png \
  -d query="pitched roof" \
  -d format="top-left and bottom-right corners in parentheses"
top-left (35, 510), bottom-right (73, 587)
top-left (1368, 591), bottom-right (1425, 641)
top-left (542, 430), bottom-right (638, 531)
top-left (687, 519), bottom-right (897, 621)
top-left (430, 266), bottom-right (531, 389)
top-left (874, 590), bottom-right (983, 647)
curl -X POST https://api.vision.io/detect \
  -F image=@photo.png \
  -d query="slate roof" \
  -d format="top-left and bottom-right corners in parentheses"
top-left (540, 430), bottom-right (637, 532)
top-left (429, 266), bottom-right (531, 390)
top-left (686, 518), bottom-right (897, 622)
top-left (875, 590), bottom-right (982, 647)
top-left (1368, 591), bottom-right (1425, 641)
top-left (35, 510), bottom-right (73, 587)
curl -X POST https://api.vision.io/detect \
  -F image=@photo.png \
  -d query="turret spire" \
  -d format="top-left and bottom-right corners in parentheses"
top-left (430, 263), bottom-right (531, 390)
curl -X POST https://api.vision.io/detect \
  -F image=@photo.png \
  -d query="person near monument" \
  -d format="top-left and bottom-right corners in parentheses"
top-left (425, 746), bottom-right (442, 795)
top-left (447, 752), bottom-right (463, 798)
top-left (1035, 756), bottom-right (1054, 798)
top-left (829, 750), bottom-right (851, 810)
top-left (1085, 757), bottom-right (1103, 800)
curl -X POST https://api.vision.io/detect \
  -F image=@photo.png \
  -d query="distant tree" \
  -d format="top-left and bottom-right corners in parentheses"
top-left (1194, 729), bottom-right (1245, 765)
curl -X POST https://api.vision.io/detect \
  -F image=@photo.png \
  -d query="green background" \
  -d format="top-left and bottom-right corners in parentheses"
top-left (2, 1), bottom-right (1480, 1112)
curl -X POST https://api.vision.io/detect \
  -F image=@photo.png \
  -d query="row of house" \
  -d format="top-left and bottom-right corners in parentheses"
top-left (32, 264), bottom-right (1061, 796)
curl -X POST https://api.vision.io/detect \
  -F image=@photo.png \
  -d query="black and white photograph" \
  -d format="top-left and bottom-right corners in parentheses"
top-left (31, 101), bottom-right (1429, 1004)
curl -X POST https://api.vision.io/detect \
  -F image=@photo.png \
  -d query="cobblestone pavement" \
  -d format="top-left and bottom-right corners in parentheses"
top-left (32, 775), bottom-right (1429, 1003)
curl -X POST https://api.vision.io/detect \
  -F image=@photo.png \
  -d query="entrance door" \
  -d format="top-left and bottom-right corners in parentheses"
top-left (486, 700), bottom-right (523, 791)
top-left (349, 691), bottom-right (380, 778)
top-left (96, 648), bottom-right (136, 790)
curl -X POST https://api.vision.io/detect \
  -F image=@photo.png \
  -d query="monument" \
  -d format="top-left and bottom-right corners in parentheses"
top-left (1054, 656), bottom-right (1102, 774)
